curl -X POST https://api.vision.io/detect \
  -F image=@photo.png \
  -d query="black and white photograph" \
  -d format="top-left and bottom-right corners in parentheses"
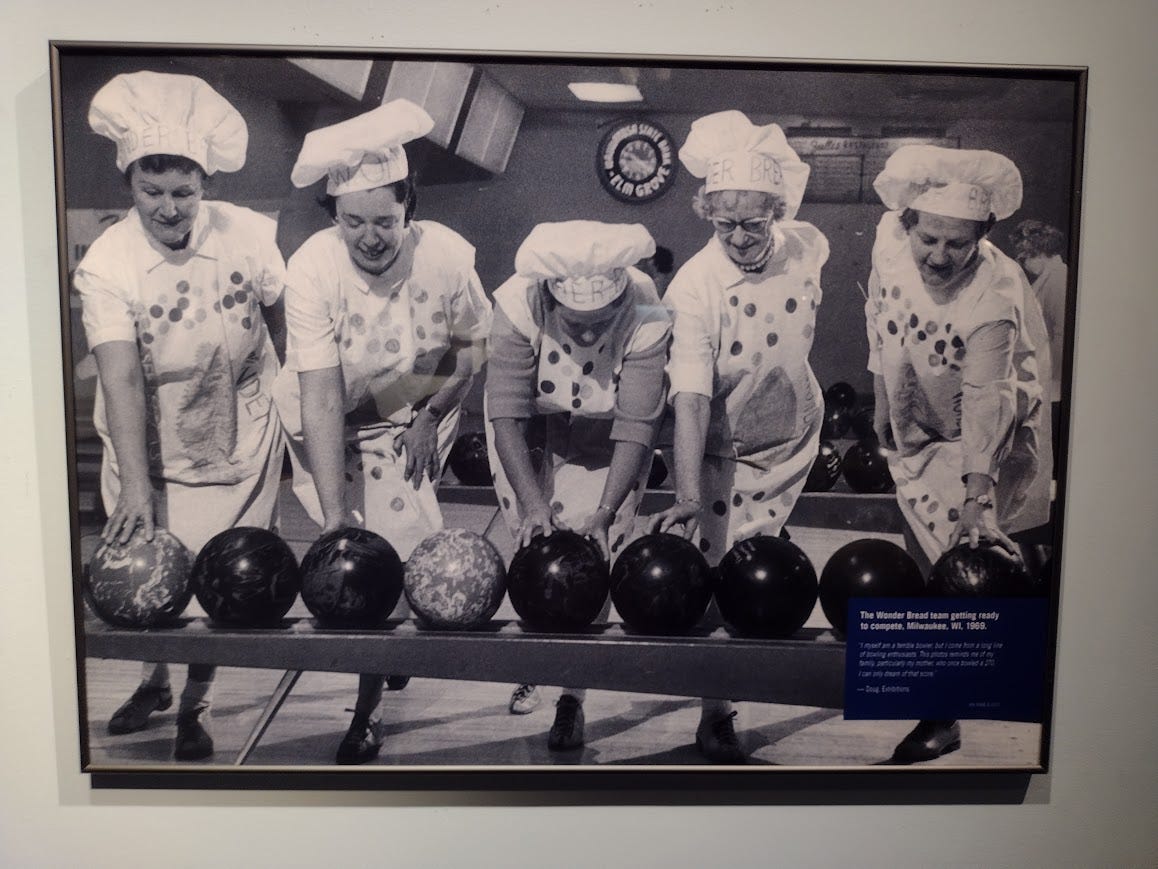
top-left (51, 42), bottom-right (1083, 778)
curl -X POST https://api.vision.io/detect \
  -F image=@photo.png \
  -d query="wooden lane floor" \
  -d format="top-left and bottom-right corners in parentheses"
top-left (82, 661), bottom-right (1043, 768)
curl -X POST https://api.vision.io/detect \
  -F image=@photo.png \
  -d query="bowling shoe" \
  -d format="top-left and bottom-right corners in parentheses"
top-left (695, 710), bottom-right (747, 764)
top-left (336, 715), bottom-right (386, 765)
top-left (107, 684), bottom-right (173, 735)
top-left (174, 709), bottom-right (214, 761)
top-left (386, 676), bottom-right (410, 691)
top-left (890, 719), bottom-right (961, 764)
top-left (509, 684), bottom-right (541, 714)
top-left (547, 695), bottom-right (584, 751)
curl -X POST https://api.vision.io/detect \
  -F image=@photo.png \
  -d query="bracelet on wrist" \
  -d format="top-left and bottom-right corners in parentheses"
top-left (595, 503), bottom-right (616, 516)
top-left (675, 497), bottom-right (702, 507)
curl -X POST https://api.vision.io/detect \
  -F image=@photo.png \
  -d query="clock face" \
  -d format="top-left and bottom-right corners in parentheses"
top-left (597, 120), bottom-right (677, 204)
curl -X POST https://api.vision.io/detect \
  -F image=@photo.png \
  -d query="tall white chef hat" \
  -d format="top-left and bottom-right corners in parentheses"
top-left (290, 100), bottom-right (434, 196)
top-left (873, 145), bottom-right (1023, 222)
top-left (88, 71), bottom-right (248, 175)
top-left (515, 221), bottom-right (656, 312)
top-left (678, 110), bottom-right (810, 219)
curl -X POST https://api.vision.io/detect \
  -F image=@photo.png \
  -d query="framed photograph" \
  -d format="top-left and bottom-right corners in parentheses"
top-left (50, 40), bottom-right (1084, 786)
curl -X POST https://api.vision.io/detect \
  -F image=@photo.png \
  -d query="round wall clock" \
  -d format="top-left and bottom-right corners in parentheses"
top-left (596, 119), bottom-right (677, 204)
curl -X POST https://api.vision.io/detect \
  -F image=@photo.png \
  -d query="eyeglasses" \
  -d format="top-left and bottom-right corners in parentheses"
top-left (710, 215), bottom-right (771, 235)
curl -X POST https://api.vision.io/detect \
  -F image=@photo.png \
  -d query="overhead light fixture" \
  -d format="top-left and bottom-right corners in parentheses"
top-left (567, 82), bottom-right (643, 103)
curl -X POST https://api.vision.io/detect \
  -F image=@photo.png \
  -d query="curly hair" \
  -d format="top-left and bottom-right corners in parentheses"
top-left (1011, 219), bottom-right (1066, 258)
top-left (693, 186), bottom-right (787, 223)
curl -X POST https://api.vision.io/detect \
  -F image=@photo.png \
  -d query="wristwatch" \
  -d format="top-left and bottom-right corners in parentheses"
top-left (965, 494), bottom-right (995, 509)
top-left (423, 403), bottom-right (445, 422)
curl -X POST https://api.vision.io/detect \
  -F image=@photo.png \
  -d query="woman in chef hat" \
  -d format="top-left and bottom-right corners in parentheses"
top-left (75, 71), bottom-right (288, 761)
top-left (649, 110), bottom-right (829, 763)
top-left (486, 221), bottom-right (670, 747)
top-left (276, 100), bottom-right (492, 764)
top-left (865, 144), bottom-right (1052, 764)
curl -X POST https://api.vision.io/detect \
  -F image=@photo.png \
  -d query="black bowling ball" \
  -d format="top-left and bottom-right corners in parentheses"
top-left (447, 432), bottom-right (492, 486)
top-left (842, 439), bottom-right (895, 493)
top-left (715, 535), bottom-right (818, 638)
top-left (929, 544), bottom-right (1040, 597)
top-left (820, 404), bottom-right (853, 440)
top-left (646, 451), bottom-right (669, 488)
top-left (824, 382), bottom-right (858, 411)
top-left (610, 533), bottom-right (713, 635)
top-left (818, 538), bottom-right (925, 634)
top-left (507, 530), bottom-right (609, 631)
top-left (300, 527), bottom-right (404, 627)
top-left (192, 527), bottom-right (301, 626)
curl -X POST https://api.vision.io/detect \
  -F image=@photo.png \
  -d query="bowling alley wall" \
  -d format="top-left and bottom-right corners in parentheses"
top-left (59, 53), bottom-right (1075, 428)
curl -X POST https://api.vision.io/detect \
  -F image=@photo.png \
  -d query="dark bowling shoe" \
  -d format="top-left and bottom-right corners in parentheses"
top-left (335, 715), bottom-right (386, 765)
top-left (547, 695), bottom-right (585, 751)
top-left (695, 710), bottom-right (747, 764)
top-left (891, 719), bottom-right (962, 764)
top-left (108, 684), bottom-right (173, 735)
top-left (174, 709), bottom-right (214, 761)
top-left (385, 676), bottom-right (410, 691)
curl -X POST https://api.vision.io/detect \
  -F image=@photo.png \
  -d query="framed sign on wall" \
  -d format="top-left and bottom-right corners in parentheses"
top-left (50, 40), bottom-right (1084, 787)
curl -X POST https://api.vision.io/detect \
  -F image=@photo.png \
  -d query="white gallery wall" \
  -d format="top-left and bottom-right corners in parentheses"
top-left (2, 1), bottom-right (1156, 866)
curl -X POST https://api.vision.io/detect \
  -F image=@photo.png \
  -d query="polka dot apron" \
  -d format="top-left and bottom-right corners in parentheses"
top-left (869, 214), bottom-right (1051, 561)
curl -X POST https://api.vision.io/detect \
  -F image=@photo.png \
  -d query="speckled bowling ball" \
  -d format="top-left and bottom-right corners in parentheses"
top-left (404, 528), bottom-right (507, 630)
top-left (85, 528), bottom-right (193, 628)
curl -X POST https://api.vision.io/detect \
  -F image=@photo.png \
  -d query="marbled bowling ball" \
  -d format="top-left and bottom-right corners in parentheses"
top-left (804, 440), bottom-right (843, 492)
top-left (820, 403), bottom-right (853, 440)
top-left (192, 527), bottom-right (301, 627)
top-left (300, 527), bottom-right (404, 627)
top-left (824, 381), bottom-right (858, 411)
top-left (507, 530), bottom-right (609, 631)
top-left (610, 533), bottom-right (713, 635)
top-left (843, 439), bottom-right (895, 494)
top-left (85, 528), bottom-right (193, 628)
top-left (818, 538), bottom-right (925, 634)
top-left (929, 543), bottom-right (1039, 597)
top-left (715, 535), bottom-right (819, 638)
top-left (447, 432), bottom-right (492, 486)
top-left (404, 528), bottom-right (507, 630)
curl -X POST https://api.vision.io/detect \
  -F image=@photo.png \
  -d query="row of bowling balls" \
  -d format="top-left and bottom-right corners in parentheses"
top-left (805, 439), bottom-right (894, 494)
top-left (86, 519), bottom-right (1043, 640)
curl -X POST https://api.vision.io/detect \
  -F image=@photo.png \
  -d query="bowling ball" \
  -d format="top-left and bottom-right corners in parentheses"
top-left (300, 527), bottom-right (404, 627)
top-left (824, 382), bottom-right (858, 411)
top-left (507, 530), bottom-right (609, 631)
top-left (928, 543), bottom-right (1039, 597)
top-left (843, 439), bottom-right (895, 493)
top-left (647, 451), bottom-right (669, 489)
top-left (820, 404), bottom-right (852, 440)
top-left (818, 538), bottom-right (925, 634)
top-left (850, 404), bottom-right (877, 441)
top-left (715, 535), bottom-right (819, 638)
top-left (404, 528), bottom-right (507, 630)
top-left (610, 533), bottom-right (713, 635)
top-left (192, 527), bottom-right (301, 626)
top-left (447, 432), bottom-right (492, 486)
top-left (804, 440), bottom-right (843, 492)
top-left (85, 528), bottom-right (193, 628)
